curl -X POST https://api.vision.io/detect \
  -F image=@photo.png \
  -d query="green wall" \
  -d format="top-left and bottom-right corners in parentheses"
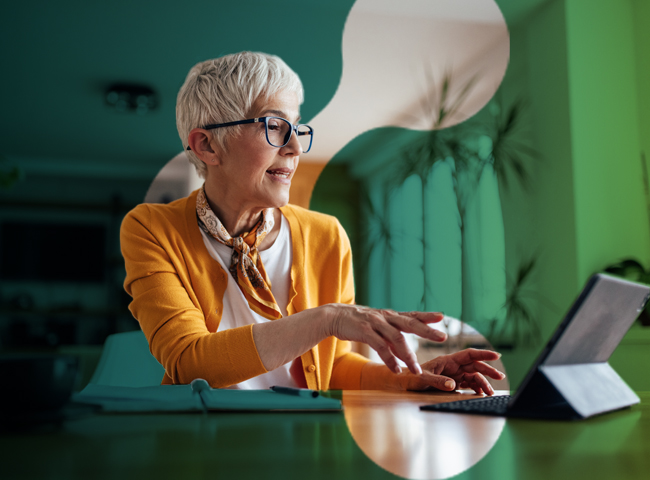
top-left (566, 0), bottom-right (649, 285)
top-left (633, 0), bottom-right (650, 232)
top-left (0, 0), bottom-right (355, 168)
top-left (312, 0), bottom-right (650, 390)
top-left (490, 0), bottom-right (650, 388)
top-left (490, 0), bottom-right (579, 387)
top-left (524, 0), bottom-right (578, 339)
top-left (0, 1), bottom-right (356, 351)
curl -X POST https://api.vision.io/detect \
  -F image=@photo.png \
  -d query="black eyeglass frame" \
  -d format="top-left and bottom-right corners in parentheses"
top-left (186, 116), bottom-right (313, 153)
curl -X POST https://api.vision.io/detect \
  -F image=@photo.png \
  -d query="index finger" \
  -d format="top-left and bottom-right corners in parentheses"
top-left (384, 311), bottom-right (447, 343)
top-left (398, 311), bottom-right (445, 324)
top-left (450, 348), bottom-right (501, 365)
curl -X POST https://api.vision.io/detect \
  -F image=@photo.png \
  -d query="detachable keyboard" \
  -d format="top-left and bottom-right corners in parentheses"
top-left (420, 395), bottom-right (511, 416)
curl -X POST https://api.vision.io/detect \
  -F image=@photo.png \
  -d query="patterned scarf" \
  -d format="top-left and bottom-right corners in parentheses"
top-left (196, 186), bottom-right (283, 320)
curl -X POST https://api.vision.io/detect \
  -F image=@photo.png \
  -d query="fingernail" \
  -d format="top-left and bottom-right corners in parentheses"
top-left (415, 364), bottom-right (422, 375)
top-left (445, 380), bottom-right (454, 389)
top-left (394, 365), bottom-right (402, 374)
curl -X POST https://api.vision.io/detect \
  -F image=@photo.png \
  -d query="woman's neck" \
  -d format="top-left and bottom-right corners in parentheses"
top-left (203, 182), bottom-right (264, 237)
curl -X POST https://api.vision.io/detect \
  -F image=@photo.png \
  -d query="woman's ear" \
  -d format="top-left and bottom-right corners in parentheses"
top-left (188, 128), bottom-right (221, 166)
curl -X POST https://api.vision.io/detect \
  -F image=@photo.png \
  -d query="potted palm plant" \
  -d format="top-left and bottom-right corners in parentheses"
top-left (387, 76), bottom-right (541, 349)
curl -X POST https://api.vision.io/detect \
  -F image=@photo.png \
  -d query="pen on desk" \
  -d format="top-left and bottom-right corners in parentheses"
top-left (271, 385), bottom-right (319, 398)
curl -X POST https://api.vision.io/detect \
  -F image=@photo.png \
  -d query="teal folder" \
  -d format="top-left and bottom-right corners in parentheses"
top-left (73, 381), bottom-right (342, 412)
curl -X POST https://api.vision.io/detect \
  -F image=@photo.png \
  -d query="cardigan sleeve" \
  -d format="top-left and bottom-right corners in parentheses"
top-left (328, 218), bottom-right (370, 390)
top-left (120, 205), bottom-right (268, 388)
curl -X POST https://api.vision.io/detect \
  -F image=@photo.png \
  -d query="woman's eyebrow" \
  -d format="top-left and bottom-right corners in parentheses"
top-left (263, 109), bottom-right (301, 123)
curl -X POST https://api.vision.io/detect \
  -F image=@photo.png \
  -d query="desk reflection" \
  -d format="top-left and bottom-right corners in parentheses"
top-left (2, 411), bottom-right (385, 480)
top-left (343, 390), bottom-right (506, 479)
top-left (3, 392), bottom-right (646, 480)
top-left (506, 408), bottom-right (646, 479)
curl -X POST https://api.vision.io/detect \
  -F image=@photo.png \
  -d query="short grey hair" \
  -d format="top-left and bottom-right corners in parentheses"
top-left (176, 52), bottom-right (304, 178)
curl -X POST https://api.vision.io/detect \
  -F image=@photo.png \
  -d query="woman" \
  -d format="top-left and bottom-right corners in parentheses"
top-left (121, 52), bottom-right (504, 392)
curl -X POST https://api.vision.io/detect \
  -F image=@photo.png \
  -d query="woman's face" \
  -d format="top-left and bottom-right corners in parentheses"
top-left (215, 90), bottom-right (302, 212)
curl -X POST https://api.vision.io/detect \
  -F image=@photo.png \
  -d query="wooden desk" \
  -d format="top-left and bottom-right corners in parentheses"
top-left (344, 390), bottom-right (506, 479)
top-left (1, 392), bottom-right (648, 480)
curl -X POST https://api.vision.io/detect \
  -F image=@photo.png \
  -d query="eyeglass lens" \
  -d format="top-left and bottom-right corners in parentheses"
top-left (266, 117), bottom-right (312, 153)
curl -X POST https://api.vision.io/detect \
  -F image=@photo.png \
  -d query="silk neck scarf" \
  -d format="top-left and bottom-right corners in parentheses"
top-left (196, 186), bottom-right (283, 320)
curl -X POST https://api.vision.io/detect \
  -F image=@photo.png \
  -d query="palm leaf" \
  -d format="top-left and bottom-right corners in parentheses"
top-left (490, 99), bottom-right (538, 193)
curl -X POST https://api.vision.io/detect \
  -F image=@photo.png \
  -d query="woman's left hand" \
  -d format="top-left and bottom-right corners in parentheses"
top-left (405, 348), bottom-right (505, 396)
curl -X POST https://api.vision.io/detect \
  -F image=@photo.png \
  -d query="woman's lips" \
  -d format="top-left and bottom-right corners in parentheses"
top-left (266, 168), bottom-right (293, 184)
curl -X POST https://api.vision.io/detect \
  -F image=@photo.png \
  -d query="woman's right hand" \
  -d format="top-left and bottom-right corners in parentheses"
top-left (324, 304), bottom-right (447, 375)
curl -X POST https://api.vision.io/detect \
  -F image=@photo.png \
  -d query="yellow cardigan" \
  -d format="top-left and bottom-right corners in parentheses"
top-left (120, 189), bottom-right (370, 390)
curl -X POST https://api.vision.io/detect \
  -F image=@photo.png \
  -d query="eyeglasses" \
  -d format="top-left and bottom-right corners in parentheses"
top-left (186, 116), bottom-right (313, 153)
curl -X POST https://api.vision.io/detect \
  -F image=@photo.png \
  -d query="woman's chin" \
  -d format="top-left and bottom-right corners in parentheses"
top-left (260, 191), bottom-right (290, 210)
top-left (274, 194), bottom-right (291, 208)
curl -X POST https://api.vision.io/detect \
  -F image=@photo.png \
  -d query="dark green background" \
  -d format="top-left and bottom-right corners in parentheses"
top-left (1, 1), bottom-right (649, 479)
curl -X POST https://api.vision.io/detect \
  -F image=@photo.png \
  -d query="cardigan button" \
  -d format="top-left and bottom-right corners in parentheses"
top-left (306, 364), bottom-right (316, 373)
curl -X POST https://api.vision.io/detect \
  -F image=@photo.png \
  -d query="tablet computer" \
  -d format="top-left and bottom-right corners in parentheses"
top-left (420, 273), bottom-right (650, 419)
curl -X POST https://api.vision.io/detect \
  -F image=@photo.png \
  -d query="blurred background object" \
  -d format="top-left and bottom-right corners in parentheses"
top-left (0, 354), bottom-right (80, 430)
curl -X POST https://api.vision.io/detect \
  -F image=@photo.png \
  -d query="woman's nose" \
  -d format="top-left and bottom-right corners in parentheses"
top-left (282, 129), bottom-right (302, 155)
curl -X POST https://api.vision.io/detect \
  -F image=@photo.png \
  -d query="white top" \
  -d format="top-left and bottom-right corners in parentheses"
top-left (199, 213), bottom-right (298, 389)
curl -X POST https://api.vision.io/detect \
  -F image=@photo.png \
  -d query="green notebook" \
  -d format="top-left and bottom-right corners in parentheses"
top-left (73, 380), bottom-right (342, 413)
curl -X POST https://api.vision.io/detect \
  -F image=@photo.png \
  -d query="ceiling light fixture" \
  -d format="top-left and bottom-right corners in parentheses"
top-left (105, 83), bottom-right (158, 115)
